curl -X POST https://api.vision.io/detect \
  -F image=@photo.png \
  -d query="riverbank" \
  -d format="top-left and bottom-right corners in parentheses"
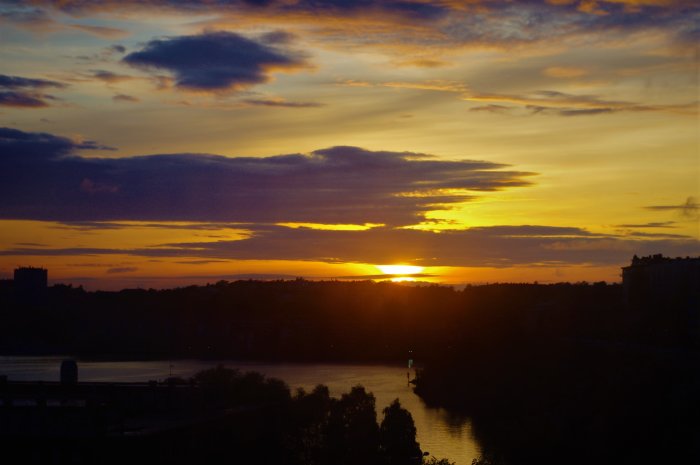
top-left (414, 338), bottom-right (700, 465)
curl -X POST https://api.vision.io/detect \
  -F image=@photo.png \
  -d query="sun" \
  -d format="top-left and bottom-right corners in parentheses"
top-left (376, 264), bottom-right (424, 275)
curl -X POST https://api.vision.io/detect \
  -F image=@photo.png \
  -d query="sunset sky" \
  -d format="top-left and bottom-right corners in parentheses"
top-left (1, 0), bottom-right (698, 289)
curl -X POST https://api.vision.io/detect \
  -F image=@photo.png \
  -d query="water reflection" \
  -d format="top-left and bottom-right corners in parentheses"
top-left (0, 357), bottom-right (480, 464)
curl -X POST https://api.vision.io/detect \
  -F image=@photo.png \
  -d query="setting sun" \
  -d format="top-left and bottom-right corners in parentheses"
top-left (376, 265), bottom-right (424, 275)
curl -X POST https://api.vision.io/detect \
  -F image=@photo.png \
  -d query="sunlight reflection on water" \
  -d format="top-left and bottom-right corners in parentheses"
top-left (0, 357), bottom-right (480, 464)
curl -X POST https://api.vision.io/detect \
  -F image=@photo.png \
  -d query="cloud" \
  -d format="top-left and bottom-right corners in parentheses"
top-left (0, 75), bottom-right (66, 90)
top-left (342, 79), bottom-right (469, 93)
top-left (645, 197), bottom-right (699, 219)
top-left (0, 74), bottom-right (66, 108)
top-left (0, 127), bottom-right (533, 226)
top-left (112, 93), bottom-right (140, 103)
top-left (1, 224), bottom-right (697, 268)
top-left (0, 127), bottom-right (114, 159)
top-left (615, 221), bottom-right (677, 228)
top-left (68, 23), bottom-right (129, 38)
top-left (109, 44), bottom-right (126, 54)
top-left (12, 1), bottom-right (700, 52)
top-left (73, 45), bottom-right (128, 64)
top-left (0, 7), bottom-right (54, 30)
top-left (0, 6), bottom-right (128, 37)
top-left (465, 89), bottom-right (697, 116)
top-left (88, 70), bottom-right (135, 84)
top-left (34, 1), bottom-right (451, 23)
top-left (242, 98), bottom-right (323, 108)
top-left (123, 31), bottom-right (310, 92)
top-left (469, 104), bottom-right (513, 114)
top-left (0, 91), bottom-right (54, 108)
top-left (340, 80), bottom-right (696, 117)
top-left (106, 266), bottom-right (138, 274)
top-left (556, 108), bottom-right (615, 116)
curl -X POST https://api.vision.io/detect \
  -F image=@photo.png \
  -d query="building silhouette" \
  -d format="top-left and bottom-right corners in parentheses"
top-left (622, 254), bottom-right (700, 344)
top-left (13, 267), bottom-right (48, 294)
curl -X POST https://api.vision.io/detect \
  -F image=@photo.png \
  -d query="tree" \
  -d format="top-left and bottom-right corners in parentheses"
top-left (380, 399), bottom-right (422, 464)
top-left (423, 459), bottom-right (455, 465)
top-left (326, 385), bottom-right (381, 465)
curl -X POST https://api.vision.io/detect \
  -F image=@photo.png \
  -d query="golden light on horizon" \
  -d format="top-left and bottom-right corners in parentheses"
top-left (376, 265), bottom-right (424, 275)
top-left (388, 276), bottom-right (418, 283)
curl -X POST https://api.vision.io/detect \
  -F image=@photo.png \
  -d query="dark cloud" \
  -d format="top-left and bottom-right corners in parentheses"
top-left (259, 30), bottom-right (297, 45)
top-left (68, 23), bottom-right (128, 38)
top-left (645, 197), bottom-right (699, 219)
top-left (14, 1), bottom-right (700, 48)
top-left (0, 91), bottom-right (53, 108)
top-left (243, 98), bottom-right (323, 108)
top-left (73, 45), bottom-right (129, 63)
top-left (123, 31), bottom-right (309, 92)
top-left (0, 75), bottom-right (66, 90)
top-left (0, 127), bottom-right (114, 159)
top-left (34, 0), bottom-right (450, 22)
top-left (623, 231), bottom-right (691, 239)
top-left (53, 221), bottom-right (245, 231)
top-left (89, 70), bottom-right (134, 83)
top-left (2, 224), bottom-right (697, 268)
top-left (0, 7), bottom-right (53, 27)
top-left (106, 266), bottom-right (138, 274)
top-left (469, 104), bottom-right (512, 114)
top-left (557, 108), bottom-right (615, 117)
top-left (112, 93), bottom-right (139, 103)
top-left (0, 74), bottom-right (66, 108)
top-left (109, 44), bottom-right (126, 54)
top-left (0, 6), bottom-right (128, 37)
top-left (616, 221), bottom-right (677, 229)
top-left (0, 127), bottom-right (533, 226)
top-left (467, 90), bottom-right (695, 117)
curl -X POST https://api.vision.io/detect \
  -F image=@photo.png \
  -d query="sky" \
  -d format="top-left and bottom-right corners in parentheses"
top-left (0, 0), bottom-right (698, 289)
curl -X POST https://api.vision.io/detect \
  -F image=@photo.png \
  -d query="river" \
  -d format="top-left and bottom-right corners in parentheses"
top-left (0, 356), bottom-right (480, 464)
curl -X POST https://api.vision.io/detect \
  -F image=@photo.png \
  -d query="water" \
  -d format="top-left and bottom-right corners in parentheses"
top-left (0, 356), bottom-right (480, 464)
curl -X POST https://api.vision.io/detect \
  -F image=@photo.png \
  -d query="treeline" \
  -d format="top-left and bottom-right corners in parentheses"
top-left (413, 295), bottom-right (700, 465)
top-left (0, 279), bottom-right (626, 360)
top-left (2, 365), bottom-right (454, 465)
top-left (186, 365), bottom-right (442, 465)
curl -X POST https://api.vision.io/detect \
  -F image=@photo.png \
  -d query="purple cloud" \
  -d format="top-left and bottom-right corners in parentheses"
top-left (123, 31), bottom-right (309, 91)
top-left (0, 74), bottom-right (66, 108)
top-left (1, 224), bottom-right (697, 269)
top-left (0, 127), bottom-right (532, 226)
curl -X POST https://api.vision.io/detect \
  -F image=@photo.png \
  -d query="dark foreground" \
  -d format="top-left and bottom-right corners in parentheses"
top-left (1, 366), bottom-right (453, 465)
top-left (2, 277), bottom-right (698, 464)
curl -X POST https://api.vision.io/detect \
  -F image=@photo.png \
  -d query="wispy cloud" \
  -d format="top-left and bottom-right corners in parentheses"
top-left (106, 266), bottom-right (138, 274)
top-left (1, 224), bottom-right (697, 268)
top-left (645, 197), bottom-right (699, 219)
top-left (0, 74), bottom-right (66, 108)
top-left (242, 98), bottom-right (323, 108)
top-left (615, 221), bottom-right (677, 228)
top-left (88, 70), bottom-right (136, 84)
top-left (112, 93), bottom-right (139, 103)
top-left (0, 6), bottom-right (129, 37)
top-left (464, 89), bottom-right (697, 116)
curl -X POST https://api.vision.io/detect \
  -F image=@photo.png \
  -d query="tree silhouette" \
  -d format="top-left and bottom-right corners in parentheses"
top-left (380, 399), bottom-right (422, 464)
top-left (326, 385), bottom-right (381, 465)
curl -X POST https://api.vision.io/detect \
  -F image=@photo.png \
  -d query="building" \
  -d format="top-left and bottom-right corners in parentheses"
top-left (13, 267), bottom-right (48, 294)
top-left (622, 254), bottom-right (700, 344)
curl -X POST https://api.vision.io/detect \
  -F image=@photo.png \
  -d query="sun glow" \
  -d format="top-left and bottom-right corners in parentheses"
top-left (376, 264), bottom-right (424, 275)
top-left (389, 276), bottom-right (417, 283)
